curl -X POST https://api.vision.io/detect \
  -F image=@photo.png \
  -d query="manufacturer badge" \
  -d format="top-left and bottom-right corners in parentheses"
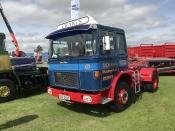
top-left (85, 64), bottom-right (90, 70)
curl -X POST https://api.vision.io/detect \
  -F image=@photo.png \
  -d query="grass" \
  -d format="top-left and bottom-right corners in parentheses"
top-left (0, 75), bottom-right (175, 131)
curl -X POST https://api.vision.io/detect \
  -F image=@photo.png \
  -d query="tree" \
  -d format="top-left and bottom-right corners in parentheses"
top-left (34, 45), bottom-right (43, 53)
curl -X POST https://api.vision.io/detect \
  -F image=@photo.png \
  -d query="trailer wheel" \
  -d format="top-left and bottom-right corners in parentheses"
top-left (0, 79), bottom-right (16, 102)
top-left (146, 71), bottom-right (159, 93)
top-left (111, 81), bottom-right (131, 112)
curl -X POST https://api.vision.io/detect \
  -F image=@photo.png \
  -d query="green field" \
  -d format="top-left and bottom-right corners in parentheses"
top-left (0, 76), bottom-right (175, 131)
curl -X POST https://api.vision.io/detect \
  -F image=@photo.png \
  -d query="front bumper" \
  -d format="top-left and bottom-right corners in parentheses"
top-left (48, 86), bottom-right (104, 104)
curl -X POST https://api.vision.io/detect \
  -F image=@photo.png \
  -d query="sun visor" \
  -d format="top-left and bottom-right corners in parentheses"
top-left (46, 16), bottom-right (98, 39)
top-left (46, 24), bottom-right (97, 39)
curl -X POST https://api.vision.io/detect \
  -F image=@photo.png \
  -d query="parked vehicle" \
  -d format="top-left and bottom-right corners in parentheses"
top-left (0, 3), bottom-right (48, 102)
top-left (0, 33), bottom-right (48, 102)
top-left (46, 16), bottom-right (159, 112)
top-left (128, 43), bottom-right (175, 73)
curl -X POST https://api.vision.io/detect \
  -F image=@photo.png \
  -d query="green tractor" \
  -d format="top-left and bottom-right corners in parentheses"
top-left (0, 33), bottom-right (48, 102)
top-left (0, 33), bottom-right (18, 101)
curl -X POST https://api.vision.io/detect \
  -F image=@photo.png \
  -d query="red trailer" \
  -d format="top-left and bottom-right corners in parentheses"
top-left (163, 43), bottom-right (175, 58)
top-left (128, 43), bottom-right (175, 73)
top-left (140, 44), bottom-right (154, 57)
top-left (154, 45), bottom-right (164, 57)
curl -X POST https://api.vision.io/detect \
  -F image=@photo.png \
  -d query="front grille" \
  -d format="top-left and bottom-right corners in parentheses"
top-left (54, 72), bottom-right (79, 88)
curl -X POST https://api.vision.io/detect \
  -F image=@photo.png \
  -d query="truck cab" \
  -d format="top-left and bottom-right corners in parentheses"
top-left (47, 16), bottom-right (158, 112)
top-left (0, 33), bottom-right (12, 71)
top-left (47, 16), bottom-right (128, 92)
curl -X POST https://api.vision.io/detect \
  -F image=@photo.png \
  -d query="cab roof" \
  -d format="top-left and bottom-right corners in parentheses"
top-left (46, 24), bottom-right (124, 40)
top-left (46, 16), bottom-right (124, 40)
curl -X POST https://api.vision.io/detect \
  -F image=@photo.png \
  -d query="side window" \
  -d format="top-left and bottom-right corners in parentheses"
top-left (0, 39), bottom-right (5, 52)
top-left (0, 43), bottom-right (3, 52)
top-left (116, 33), bottom-right (126, 54)
top-left (101, 32), bottom-right (115, 55)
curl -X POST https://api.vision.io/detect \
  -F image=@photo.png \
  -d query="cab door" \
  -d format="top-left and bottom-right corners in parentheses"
top-left (99, 31), bottom-right (117, 89)
top-left (116, 33), bottom-right (128, 70)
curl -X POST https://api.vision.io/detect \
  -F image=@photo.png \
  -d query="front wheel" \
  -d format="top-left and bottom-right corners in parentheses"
top-left (0, 79), bottom-right (16, 102)
top-left (111, 81), bottom-right (131, 112)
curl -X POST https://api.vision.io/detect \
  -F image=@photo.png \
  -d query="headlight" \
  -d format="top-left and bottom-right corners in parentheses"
top-left (47, 88), bottom-right (52, 95)
top-left (83, 96), bottom-right (92, 103)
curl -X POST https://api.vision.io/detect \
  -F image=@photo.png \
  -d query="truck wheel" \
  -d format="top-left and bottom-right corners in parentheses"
top-left (111, 81), bottom-right (131, 112)
top-left (146, 71), bottom-right (159, 93)
top-left (0, 79), bottom-right (16, 102)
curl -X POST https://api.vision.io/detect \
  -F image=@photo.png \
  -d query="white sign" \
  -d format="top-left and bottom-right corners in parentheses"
top-left (71, 0), bottom-right (80, 20)
top-left (103, 36), bottom-right (110, 50)
top-left (57, 16), bottom-right (97, 30)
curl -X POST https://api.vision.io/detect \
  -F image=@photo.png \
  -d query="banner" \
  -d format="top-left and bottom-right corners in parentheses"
top-left (71, 0), bottom-right (80, 20)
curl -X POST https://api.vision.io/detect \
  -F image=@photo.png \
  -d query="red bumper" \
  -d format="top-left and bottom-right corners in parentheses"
top-left (47, 86), bottom-right (104, 104)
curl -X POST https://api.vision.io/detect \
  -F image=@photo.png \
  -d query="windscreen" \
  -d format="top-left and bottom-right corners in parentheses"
top-left (50, 32), bottom-right (96, 58)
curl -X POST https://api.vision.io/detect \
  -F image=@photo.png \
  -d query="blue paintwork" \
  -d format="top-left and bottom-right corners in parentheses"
top-left (47, 24), bottom-right (128, 92)
top-left (48, 63), bottom-right (100, 71)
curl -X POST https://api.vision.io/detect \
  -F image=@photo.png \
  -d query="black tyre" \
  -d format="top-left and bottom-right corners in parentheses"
top-left (0, 79), bottom-right (16, 102)
top-left (111, 81), bottom-right (131, 112)
top-left (146, 71), bottom-right (159, 93)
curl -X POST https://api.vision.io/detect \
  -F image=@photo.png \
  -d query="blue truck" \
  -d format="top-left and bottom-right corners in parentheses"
top-left (46, 16), bottom-right (159, 112)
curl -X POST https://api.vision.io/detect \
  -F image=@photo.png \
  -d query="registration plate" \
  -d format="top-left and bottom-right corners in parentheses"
top-left (58, 94), bottom-right (70, 101)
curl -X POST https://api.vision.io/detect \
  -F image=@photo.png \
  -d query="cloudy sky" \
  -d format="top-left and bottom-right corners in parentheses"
top-left (0, 0), bottom-right (175, 53)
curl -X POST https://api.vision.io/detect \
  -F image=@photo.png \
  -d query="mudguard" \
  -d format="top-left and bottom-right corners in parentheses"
top-left (140, 68), bottom-right (158, 82)
top-left (109, 71), bottom-right (133, 100)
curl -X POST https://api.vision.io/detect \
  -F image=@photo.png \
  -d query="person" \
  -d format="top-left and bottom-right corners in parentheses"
top-left (78, 42), bottom-right (85, 56)
top-left (34, 51), bottom-right (42, 63)
top-left (36, 52), bottom-right (42, 63)
top-left (72, 45), bottom-right (79, 56)
top-left (34, 51), bottom-right (37, 59)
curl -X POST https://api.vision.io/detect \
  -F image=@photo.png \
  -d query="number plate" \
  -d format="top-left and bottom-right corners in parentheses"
top-left (58, 94), bottom-right (70, 101)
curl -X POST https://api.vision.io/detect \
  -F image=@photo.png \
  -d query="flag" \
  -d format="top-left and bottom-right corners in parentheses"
top-left (71, 0), bottom-right (80, 20)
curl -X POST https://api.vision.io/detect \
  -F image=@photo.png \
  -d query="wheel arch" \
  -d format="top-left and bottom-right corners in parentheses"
top-left (110, 71), bottom-right (133, 100)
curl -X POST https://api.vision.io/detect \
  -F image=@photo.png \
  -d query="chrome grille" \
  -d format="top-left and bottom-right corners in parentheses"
top-left (54, 72), bottom-right (79, 88)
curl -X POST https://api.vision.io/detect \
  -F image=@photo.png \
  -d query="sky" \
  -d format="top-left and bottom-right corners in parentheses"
top-left (0, 0), bottom-right (175, 53)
